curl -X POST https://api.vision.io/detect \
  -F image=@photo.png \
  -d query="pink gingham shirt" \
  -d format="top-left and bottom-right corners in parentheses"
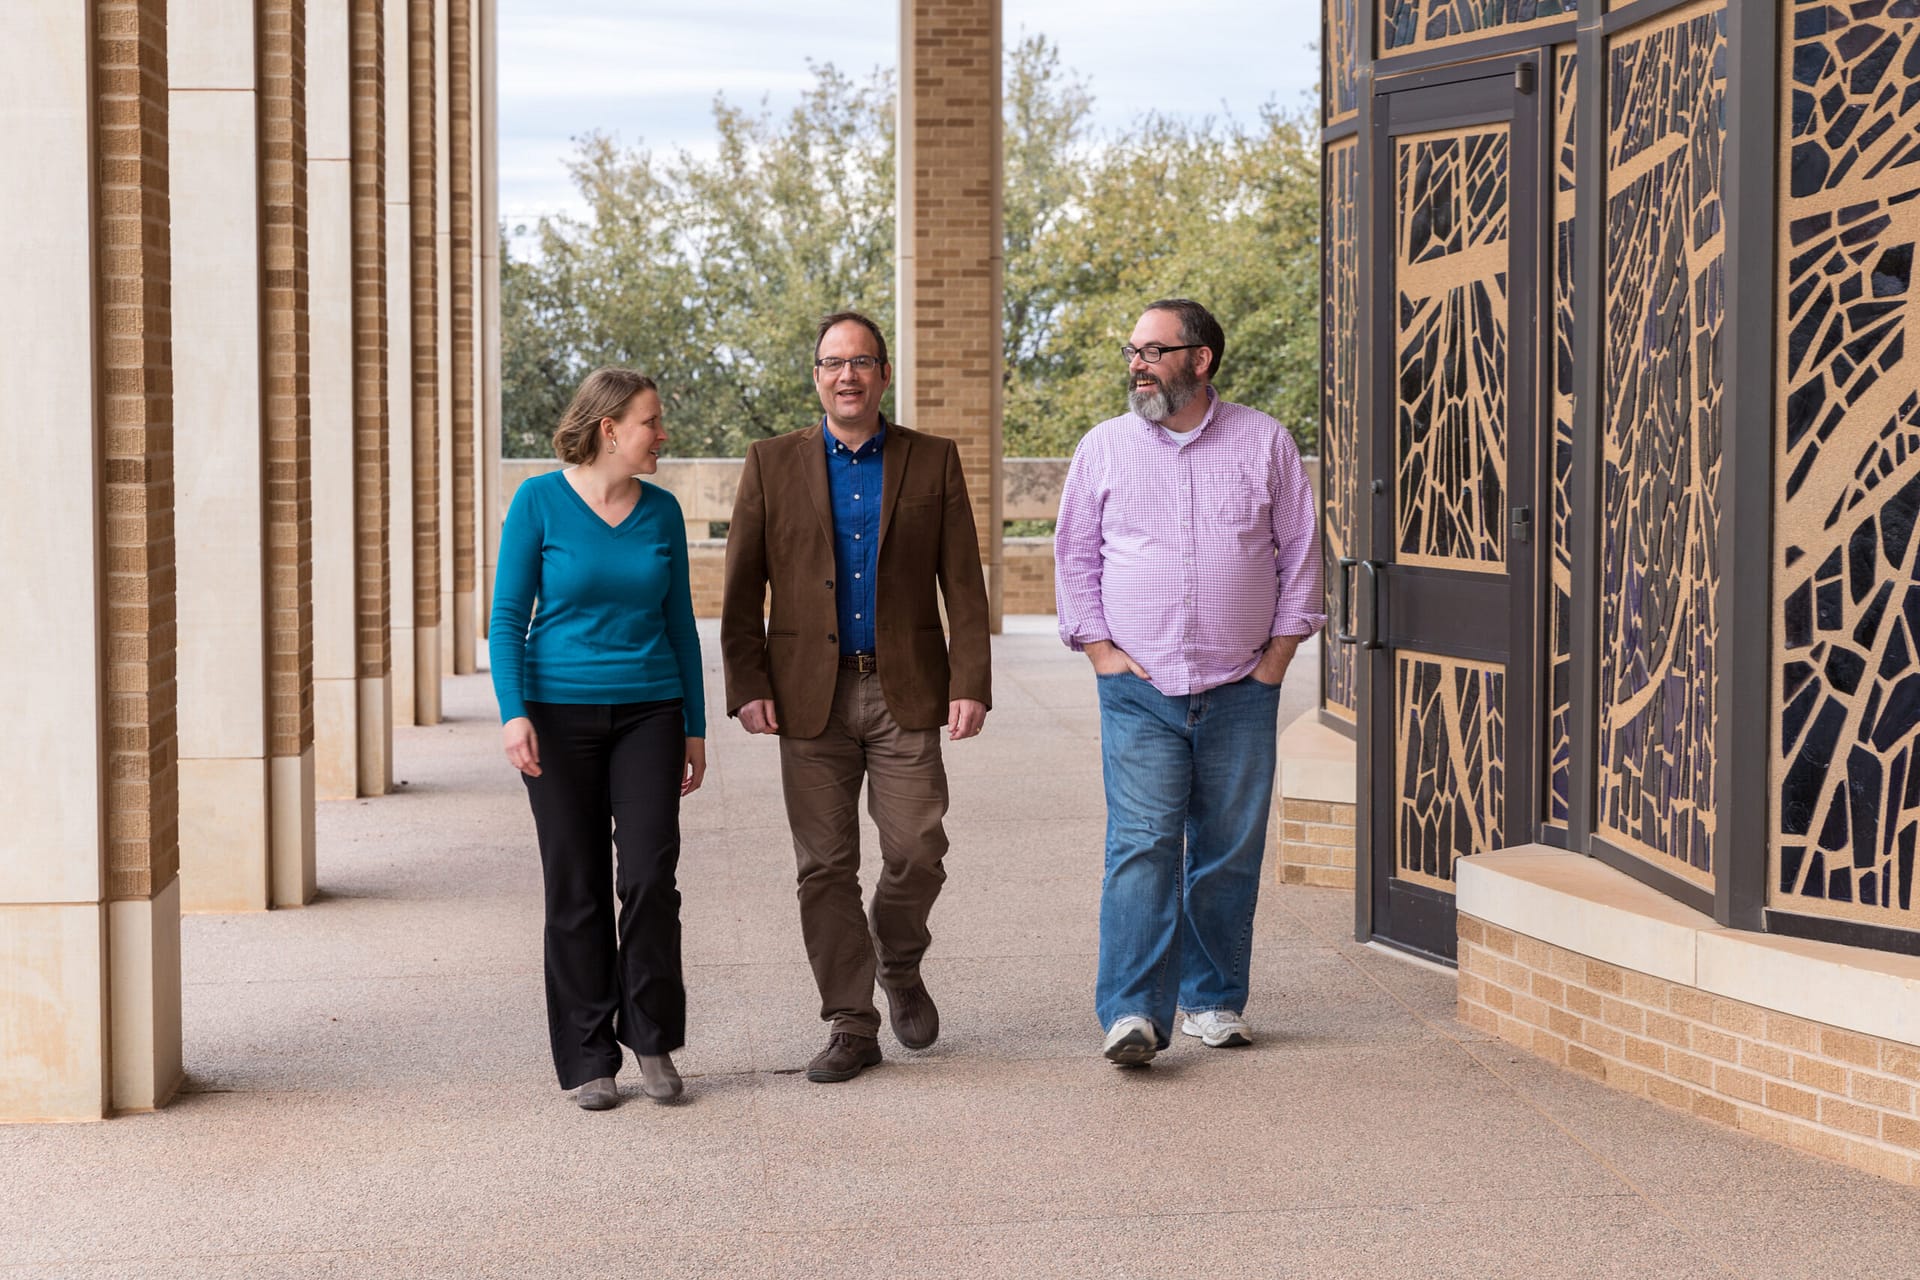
top-left (1054, 389), bottom-right (1325, 695)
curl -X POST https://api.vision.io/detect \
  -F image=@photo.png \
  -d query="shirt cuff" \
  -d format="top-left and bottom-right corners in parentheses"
top-left (1063, 627), bottom-right (1111, 653)
top-left (1271, 614), bottom-right (1327, 640)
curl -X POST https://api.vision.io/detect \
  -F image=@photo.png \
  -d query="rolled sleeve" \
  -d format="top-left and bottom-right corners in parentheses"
top-left (1053, 440), bottom-right (1111, 652)
top-left (1269, 428), bottom-right (1327, 639)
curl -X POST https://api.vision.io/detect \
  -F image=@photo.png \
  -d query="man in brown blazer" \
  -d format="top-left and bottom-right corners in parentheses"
top-left (722, 311), bottom-right (992, 1083)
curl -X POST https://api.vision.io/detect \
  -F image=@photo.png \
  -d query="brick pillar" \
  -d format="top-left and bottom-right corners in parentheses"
top-left (898, 0), bottom-right (1004, 631)
top-left (171, 0), bottom-right (274, 912)
top-left (478, 0), bottom-right (501, 635)
top-left (435, 0), bottom-right (455, 678)
top-left (2, 0), bottom-right (183, 1117)
top-left (448, 0), bottom-right (476, 672)
top-left (350, 0), bottom-right (393, 796)
top-left (410, 0), bottom-right (442, 724)
top-left (383, 0), bottom-right (416, 727)
top-left (308, 0), bottom-right (359, 799)
top-left (260, 0), bottom-right (319, 906)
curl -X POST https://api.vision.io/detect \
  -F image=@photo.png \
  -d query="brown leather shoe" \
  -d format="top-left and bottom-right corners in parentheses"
top-left (806, 1032), bottom-right (883, 1083)
top-left (881, 979), bottom-right (940, 1050)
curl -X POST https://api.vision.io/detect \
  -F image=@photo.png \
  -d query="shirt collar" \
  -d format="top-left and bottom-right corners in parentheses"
top-left (824, 415), bottom-right (888, 457)
top-left (1135, 385), bottom-right (1220, 439)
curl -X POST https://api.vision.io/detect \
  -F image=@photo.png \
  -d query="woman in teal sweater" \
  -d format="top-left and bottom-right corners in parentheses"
top-left (490, 368), bottom-right (706, 1110)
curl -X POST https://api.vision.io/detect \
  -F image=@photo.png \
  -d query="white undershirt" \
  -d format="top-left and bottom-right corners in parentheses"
top-left (1161, 424), bottom-right (1202, 449)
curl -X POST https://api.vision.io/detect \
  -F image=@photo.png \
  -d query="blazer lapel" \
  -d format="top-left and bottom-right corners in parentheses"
top-left (878, 425), bottom-right (911, 548)
top-left (798, 421), bottom-right (834, 548)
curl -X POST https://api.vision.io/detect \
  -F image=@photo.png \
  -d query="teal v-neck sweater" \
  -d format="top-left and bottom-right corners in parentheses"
top-left (488, 470), bottom-right (706, 735)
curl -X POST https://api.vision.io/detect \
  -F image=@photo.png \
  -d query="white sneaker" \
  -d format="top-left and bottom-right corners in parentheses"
top-left (1102, 1016), bottom-right (1158, 1066)
top-left (1180, 1009), bottom-right (1253, 1047)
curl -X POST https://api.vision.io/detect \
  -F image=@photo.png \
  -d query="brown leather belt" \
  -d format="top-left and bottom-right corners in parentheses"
top-left (838, 651), bottom-right (878, 673)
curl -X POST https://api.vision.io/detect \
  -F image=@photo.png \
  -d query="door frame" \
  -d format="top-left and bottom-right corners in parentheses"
top-left (1352, 51), bottom-right (1549, 964)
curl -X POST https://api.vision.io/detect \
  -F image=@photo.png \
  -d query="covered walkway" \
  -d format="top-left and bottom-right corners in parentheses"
top-left (6, 626), bottom-right (1916, 1278)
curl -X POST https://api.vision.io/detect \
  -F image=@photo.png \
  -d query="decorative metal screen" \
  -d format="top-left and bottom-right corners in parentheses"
top-left (1547, 45), bottom-right (1577, 828)
top-left (1394, 125), bottom-right (1512, 572)
top-left (1323, 136), bottom-right (1362, 722)
top-left (1595, 0), bottom-right (1726, 886)
top-left (1397, 650), bottom-right (1507, 891)
top-left (1773, 2), bottom-right (1920, 927)
top-left (1326, 0), bottom-right (1361, 126)
top-left (1380, 0), bottom-right (1572, 54)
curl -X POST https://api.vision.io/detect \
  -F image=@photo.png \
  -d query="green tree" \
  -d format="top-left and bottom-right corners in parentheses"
top-left (501, 38), bottom-right (1321, 462)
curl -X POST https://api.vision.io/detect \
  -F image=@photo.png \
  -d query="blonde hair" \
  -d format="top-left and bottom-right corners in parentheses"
top-left (551, 368), bottom-right (657, 465)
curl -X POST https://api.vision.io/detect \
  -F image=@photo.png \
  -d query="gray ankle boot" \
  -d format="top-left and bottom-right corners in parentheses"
top-left (575, 1076), bottom-right (619, 1110)
top-left (638, 1053), bottom-right (683, 1101)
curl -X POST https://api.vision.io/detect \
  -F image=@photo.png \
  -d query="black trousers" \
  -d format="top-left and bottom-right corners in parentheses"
top-left (521, 699), bottom-right (686, 1088)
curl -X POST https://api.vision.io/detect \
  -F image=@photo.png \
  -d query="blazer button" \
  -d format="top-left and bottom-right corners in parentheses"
top-left (826, 580), bottom-right (833, 589)
top-left (828, 634), bottom-right (836, 643)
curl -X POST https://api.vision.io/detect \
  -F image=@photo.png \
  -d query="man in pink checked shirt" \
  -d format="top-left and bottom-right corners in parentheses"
top-left (1054, 298), bottom-right (1325, 1068)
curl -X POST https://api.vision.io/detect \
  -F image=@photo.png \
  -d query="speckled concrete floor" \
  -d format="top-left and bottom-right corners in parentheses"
top-left (6, 624), bottom-right (1918, 1279)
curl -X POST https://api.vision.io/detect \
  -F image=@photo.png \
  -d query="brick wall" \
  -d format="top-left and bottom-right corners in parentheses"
top-left (408, 0), bottom-right (439, 635)
top-left (1460, 914), bottom-right (1920, 1186)
top-left (96, 0), bottom-right (179, 900)
top-left (262, 0), bottom-right (316, 760)
top-left (1274, 799), bottom-right (1355, 888)
top-left (1002, 537), bottom-right (1054, 614)
top-left (350, 0), bottom-right (390, 682)
top-left (900, 0), bottom-right (1003, 620)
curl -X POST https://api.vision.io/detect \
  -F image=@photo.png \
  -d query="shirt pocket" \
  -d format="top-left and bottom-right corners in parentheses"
top-left (1201, 465), bottom-right (1270, 533)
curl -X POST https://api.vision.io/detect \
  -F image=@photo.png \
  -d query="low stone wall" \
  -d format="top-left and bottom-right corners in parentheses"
top-left (1275, 798), bottom-right (1357, 888)
top-left (1459, 915), bottom-right (1920, 1185)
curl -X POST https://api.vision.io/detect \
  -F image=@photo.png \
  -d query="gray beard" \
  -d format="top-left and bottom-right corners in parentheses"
top-left (1128, 374), bottom-right (1199, 423)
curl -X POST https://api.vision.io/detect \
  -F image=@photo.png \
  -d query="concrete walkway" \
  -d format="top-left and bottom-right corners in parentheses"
top-left (7, 623), bottom-right (1920, 1278)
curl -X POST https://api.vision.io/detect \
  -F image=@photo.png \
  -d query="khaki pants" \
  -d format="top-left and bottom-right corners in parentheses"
top-left (778, 669), bottom-right (950, 1037)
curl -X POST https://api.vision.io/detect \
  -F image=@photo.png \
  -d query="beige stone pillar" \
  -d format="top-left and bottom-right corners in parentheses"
top-left (309, 0), bottom-right (359, 799)
top-left (351, 0), bottom-right (393, 797)
top-left (384, 0), bottom-right (416, 727)
top-left (410, 0), bottom-right (443, 724)
top-left (260, 0), bottom-right (319, 906)
top-left (479, 0), bottom-right (502, 635)
top-left (449, 0), bottom-right (477, 673)
top-left (1, 0), bottom-right (183, 1118)
top-left (171, 0), bottom-right (272, 912)
top-left (897, 0), bottom-right (1005, 631)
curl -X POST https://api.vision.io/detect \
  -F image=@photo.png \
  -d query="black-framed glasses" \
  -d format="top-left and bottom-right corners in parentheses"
top-left (815, 355), bottom-right (883, 373)
top-left (1121, 343), bottom-right (1203, 364)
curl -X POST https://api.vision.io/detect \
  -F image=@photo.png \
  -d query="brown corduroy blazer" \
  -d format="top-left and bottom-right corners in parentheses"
top-left (721, 421), bottom-right (992, 740)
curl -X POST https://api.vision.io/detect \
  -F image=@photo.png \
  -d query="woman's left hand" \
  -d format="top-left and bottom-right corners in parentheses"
top-left (682, 737), bottom-right (707, 796)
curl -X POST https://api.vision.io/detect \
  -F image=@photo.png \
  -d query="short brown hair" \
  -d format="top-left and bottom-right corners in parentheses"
top-left (814, 311), bottom-right (889, 367)
top-left (1144, 298), bottom-right (1226, 381)
top-left (551, 368), bottom-right (656, 465)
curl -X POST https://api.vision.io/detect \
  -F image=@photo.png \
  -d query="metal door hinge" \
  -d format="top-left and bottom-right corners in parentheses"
top-left (1511, 505), bottom-right (1532, 545)
top-left (1515, 63), bottom-right (1536, 95)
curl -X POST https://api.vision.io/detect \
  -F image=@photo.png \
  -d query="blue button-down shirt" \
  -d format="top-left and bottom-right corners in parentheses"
top-left (825, 418), bottom-right (884, 655)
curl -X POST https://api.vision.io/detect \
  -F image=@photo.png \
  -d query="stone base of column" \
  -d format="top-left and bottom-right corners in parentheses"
top-left (178, 756), bottom-right (271, 912)
top-left (440, 591), bottom-right (456, 672)
top-left (1271, 711), bottom-right (1359, 890)
top-left (270, 748), bottom-right (318, 907)
top-left (357, 675), bottom-right (393, 797)
top-left (0, 902), bottom-right (107, 1120)
top-left (415, 623), bottom-right (443, 725)
top-left (391, 625), bottom-right (417, 727)
top-left (454, 589), bottom-right (477, 674)
top-left (109, 877), bottom-right (183, 1112)
top-left (315, 676), bottom-right (359, 801)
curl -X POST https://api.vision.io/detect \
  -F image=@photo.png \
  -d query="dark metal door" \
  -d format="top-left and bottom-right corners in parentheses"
top-left (1342, 58), bottom-right (1544, 964)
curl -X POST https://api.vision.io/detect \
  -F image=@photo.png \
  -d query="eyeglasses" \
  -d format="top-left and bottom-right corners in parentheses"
top-left (1121, 343), bottom-right (1203, 364)
top-left (814, 356), bottom-right (883, 373)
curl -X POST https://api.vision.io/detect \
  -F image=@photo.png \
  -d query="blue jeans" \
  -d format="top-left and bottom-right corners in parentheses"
top-left (1094, 672), bottom-right (1282, 1045)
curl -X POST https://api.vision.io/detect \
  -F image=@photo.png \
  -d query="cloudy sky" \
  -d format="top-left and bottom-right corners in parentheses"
top-left (498, 0), bottom-right (1325, 227)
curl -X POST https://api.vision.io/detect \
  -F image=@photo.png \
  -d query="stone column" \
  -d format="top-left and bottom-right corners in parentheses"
top-left (411, 0), bottom-right (443, 724)
top-left (260, 0), bottom-right (318, 906)
top-left (171, 0), bottom-right (271, 912)
top-left (448, 0), bottom-right (477, 673)
top-left (309, 0), bottom-right (359, 799)
top-left (384, 0), bottom-right (416, 727)
top-left (350, 0), bottom-right (393, 796)
top-left (1, 0), bottom-right (183, 1118)
top-left (897, 0), bottom-right (1004, 631)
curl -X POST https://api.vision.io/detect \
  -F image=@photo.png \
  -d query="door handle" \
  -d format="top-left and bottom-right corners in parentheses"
top-left (1360, 559), bottom-right (1384, 650)
top-left (1335, 557), bottom-right (1360, 645)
